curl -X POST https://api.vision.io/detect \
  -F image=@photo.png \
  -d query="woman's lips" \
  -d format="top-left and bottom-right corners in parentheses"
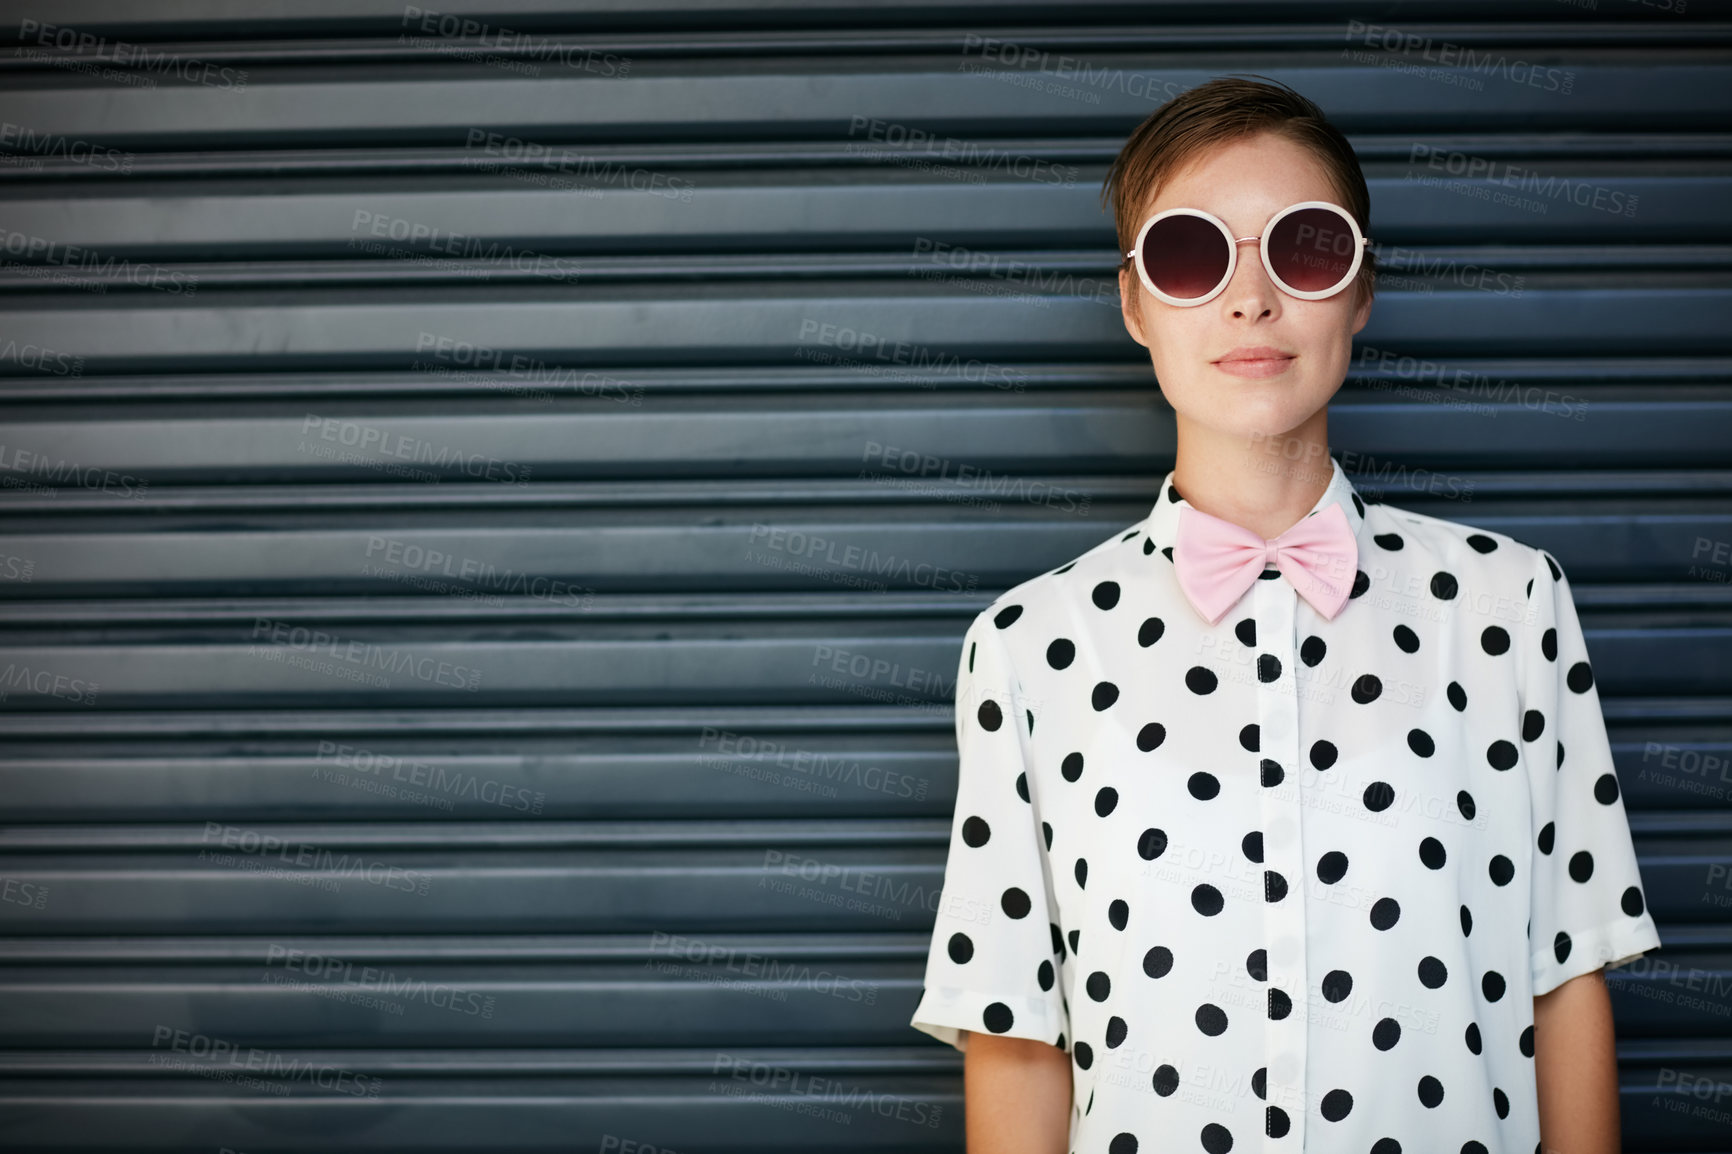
top-left (1213, 354), bottom-right (1295, 379)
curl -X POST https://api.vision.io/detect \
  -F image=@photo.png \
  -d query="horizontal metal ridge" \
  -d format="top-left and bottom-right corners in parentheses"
top-left (0, 931), bottom-right (933, 963)
top-left (0, 1045), bottom-right (957, 1076)
top-left (0, 817), bottom-right (948, 851)
top-left (4, 21), bottom-right (1731, 68)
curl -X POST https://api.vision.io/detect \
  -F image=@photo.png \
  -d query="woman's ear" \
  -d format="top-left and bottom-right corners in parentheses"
top-left (1119, 266), bottom-right (1150, 348)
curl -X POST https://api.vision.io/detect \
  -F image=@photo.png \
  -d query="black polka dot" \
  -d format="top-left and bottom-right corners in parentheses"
top-left (1569, 851), bottom-right (1595, 882)
top-left (1465, 1022), bottom-right (1481, 1054)
top-left (1481, 626), bottom-right (1510, 656)
top-left (1418, 956), bottom-right (1448, 988)
top-left (1467, 533), bottom-right (1498, 553)
top-left (1268, 988), bottom-right (1292, 1020)
top-left (1481, 971), bottom-right (1506, 1001)
top-left (1622, 886), bottom-right (1646, 917)
top-left (1418, 1075), bottom-right (1444, 1107)
top-left (1447, 681), bottom-right (1468, 711)
top-left (1351, 674), bottom-right (1382, 703)
top-left (1137, 722), bottom-right (1167, 751)
top-left (1374, 532), bottom-right (1404, 551)
top-left (1267, 1106), bottom-right (1290, 1138)
top-left (1317, 851), bottom-right (1349, 884)
top-left (1519, 1025), bottom-right (1535, 1058)
top-left (1457, 791), bottom-right (1476, 821)
top-left (1319, 1089), bottom-right (1353, 1123)
top-left (1138, 617), bottom-right (1165, 647)
top-left (1074, 1040), bottom-right (1093, 1069)
top-left (977, 700), bottom-right (1002, 731)
top-left (1002, 888), bottom-right (1033, 918)
top-left (1152, 1066), bottom-right (1179, 1096)
top-left (1144, 946), bottom-right (1174, 978)
top-left (1062, 752), bottom-right (1085, 781)
top-left (1235, 618), bottom-right (1256, 647)
top-left (992, 605), bottom-right (1023, 629)
top-left (1373, 1017), bottom-right (1402, 1051)
top-left (1246, 949), bottom-right (1266, 981)
top-left (1371, 898), bottom-right (1401, 930)
top-left (1086, 971), bottom-right (1111, 1001)
top-left (1092, 682), bottom-right (1119, 710)
top-left (1242, 832), bottom-right (1264, 863)
top-left (1364, 781), bottom-right (1395, 812)
top-left (948, 933), bottom-right (973, 963)
top-left (1430, 572), bottom-right (1459, 600)
top-left (1105, 1016), bottom-right (1128, 1047)
top-left (1260, 759), bottom-right (1284, 788)
top-left (1310, 740), bottom-right (1338, 770)
top-left (1094, 788), bottom-right (1118, 818)
top-left (961, 815), bottom-right (991, 847)
top-left (1301, 635), bottom-right (1327, 666)
top-left (1138, 828), bottom-right (1168, 860)
top-left (1186, 666), bottom-right (1218, 695)
top-left (1393, 624), bottom-right (1420, 653)
top-left (1461, 906), bottom-right (1473, 936)
top-left (1257, 654), bottom-right (1282, 683)
top-left (1075, 859), bottom-right (1088, 888)
top-left (1486, 740), bottom-right (1518, 771)
top-left (1594, 773), bottom-right (1620, 804)
top-left (1046, 638), bottom-right (1076, 669)
top-left (1110, 1133), bottom-right (1137, 1154)
top-left (1567, 661), bottom-right (1594, 693)
top-left (1189, 772), bottom-right (1221, 801)
top-left (1195, 1003), bottom-right (1227, 1035)
top-left (1240, 724), bottom-right (1260, 752)
top-left (1351, 570), bottom-right (1370, 598)
top-left (1201, 1122), bottom-right (1233, 1153)
top-left (1493, 1086), bottom-right (1509, 1119)
top-left (1092, 581), bottom-right (1120, 610)
top-left (1264, 870), bottom-right (1287, 902)
top-left (1542, 627), bottom-right (1558, 661)
top-left (1192, 884), bottom-right (1224, 916)
top-left (1554, 931), bottom-right (1572, 964)
top-left (982, 1002), bottom-right (1015, 1032)
top-left (1321, 969), bottom-right (1353, 1002)
top-left (1420, 837), bottom-right (1447, 869)
top-left (1408, 729), bottom-right (1435, 757)
top-left (1488, 855), bottom-right (1514, 886)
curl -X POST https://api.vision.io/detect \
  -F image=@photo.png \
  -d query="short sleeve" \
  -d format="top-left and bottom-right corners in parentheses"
top-left (909, 608), bottom-right (1069, 1053)
top-left (1521, 548), bottom-right (1662, 996)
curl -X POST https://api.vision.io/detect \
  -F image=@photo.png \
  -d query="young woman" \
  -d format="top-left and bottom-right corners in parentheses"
top-left (909, 77), bottom-right (1660, 1154)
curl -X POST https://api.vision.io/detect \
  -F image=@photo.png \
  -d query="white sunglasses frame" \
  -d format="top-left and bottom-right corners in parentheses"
top-left (1123, 199), bottom-right (1372, 307)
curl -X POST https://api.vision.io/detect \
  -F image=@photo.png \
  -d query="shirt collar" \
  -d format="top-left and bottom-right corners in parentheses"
top-left (1144, 453), bottom-right (1368, 560)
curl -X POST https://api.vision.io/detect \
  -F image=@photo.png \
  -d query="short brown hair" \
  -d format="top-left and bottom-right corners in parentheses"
top-left (1102, 75), bottom-right (1376, 306)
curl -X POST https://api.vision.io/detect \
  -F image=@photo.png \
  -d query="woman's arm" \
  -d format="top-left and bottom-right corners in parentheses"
top-left (1534, 968), bottom-right (1621, 1154)
top-left (963, 1031), bottom-right (1073, 1153)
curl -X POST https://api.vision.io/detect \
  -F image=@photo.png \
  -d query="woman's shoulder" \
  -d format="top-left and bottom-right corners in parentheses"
top-left (967, 516), bottom-right (1152, 641)
top-left (1362, 495), bottom-right (1557, 589)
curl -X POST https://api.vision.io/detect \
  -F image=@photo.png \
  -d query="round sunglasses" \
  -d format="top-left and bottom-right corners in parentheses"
top-left (1123, 200), bottom-right (1372, 307)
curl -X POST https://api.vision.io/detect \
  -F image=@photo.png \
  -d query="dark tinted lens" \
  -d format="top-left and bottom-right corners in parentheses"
top-left (1267, 207), bottom-right (1357, 293)
top-left (1141, 213), bottom-right (1230, 299)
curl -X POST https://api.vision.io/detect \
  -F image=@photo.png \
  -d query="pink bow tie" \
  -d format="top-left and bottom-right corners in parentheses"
top-left (1173, 501), bottom-right (1358, 625)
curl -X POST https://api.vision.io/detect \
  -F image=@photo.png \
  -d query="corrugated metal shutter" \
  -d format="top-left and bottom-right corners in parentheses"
top-left (1, 2), bottom-right (1729, 1149)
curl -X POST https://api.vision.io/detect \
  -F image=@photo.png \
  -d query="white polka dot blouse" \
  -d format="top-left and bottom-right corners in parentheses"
top-left (910, 455), bottom-right (1662, 1154)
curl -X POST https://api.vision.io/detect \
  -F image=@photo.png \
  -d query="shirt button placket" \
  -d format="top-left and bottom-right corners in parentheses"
top-left (1255, 573), bottom-right (1306, 1152)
